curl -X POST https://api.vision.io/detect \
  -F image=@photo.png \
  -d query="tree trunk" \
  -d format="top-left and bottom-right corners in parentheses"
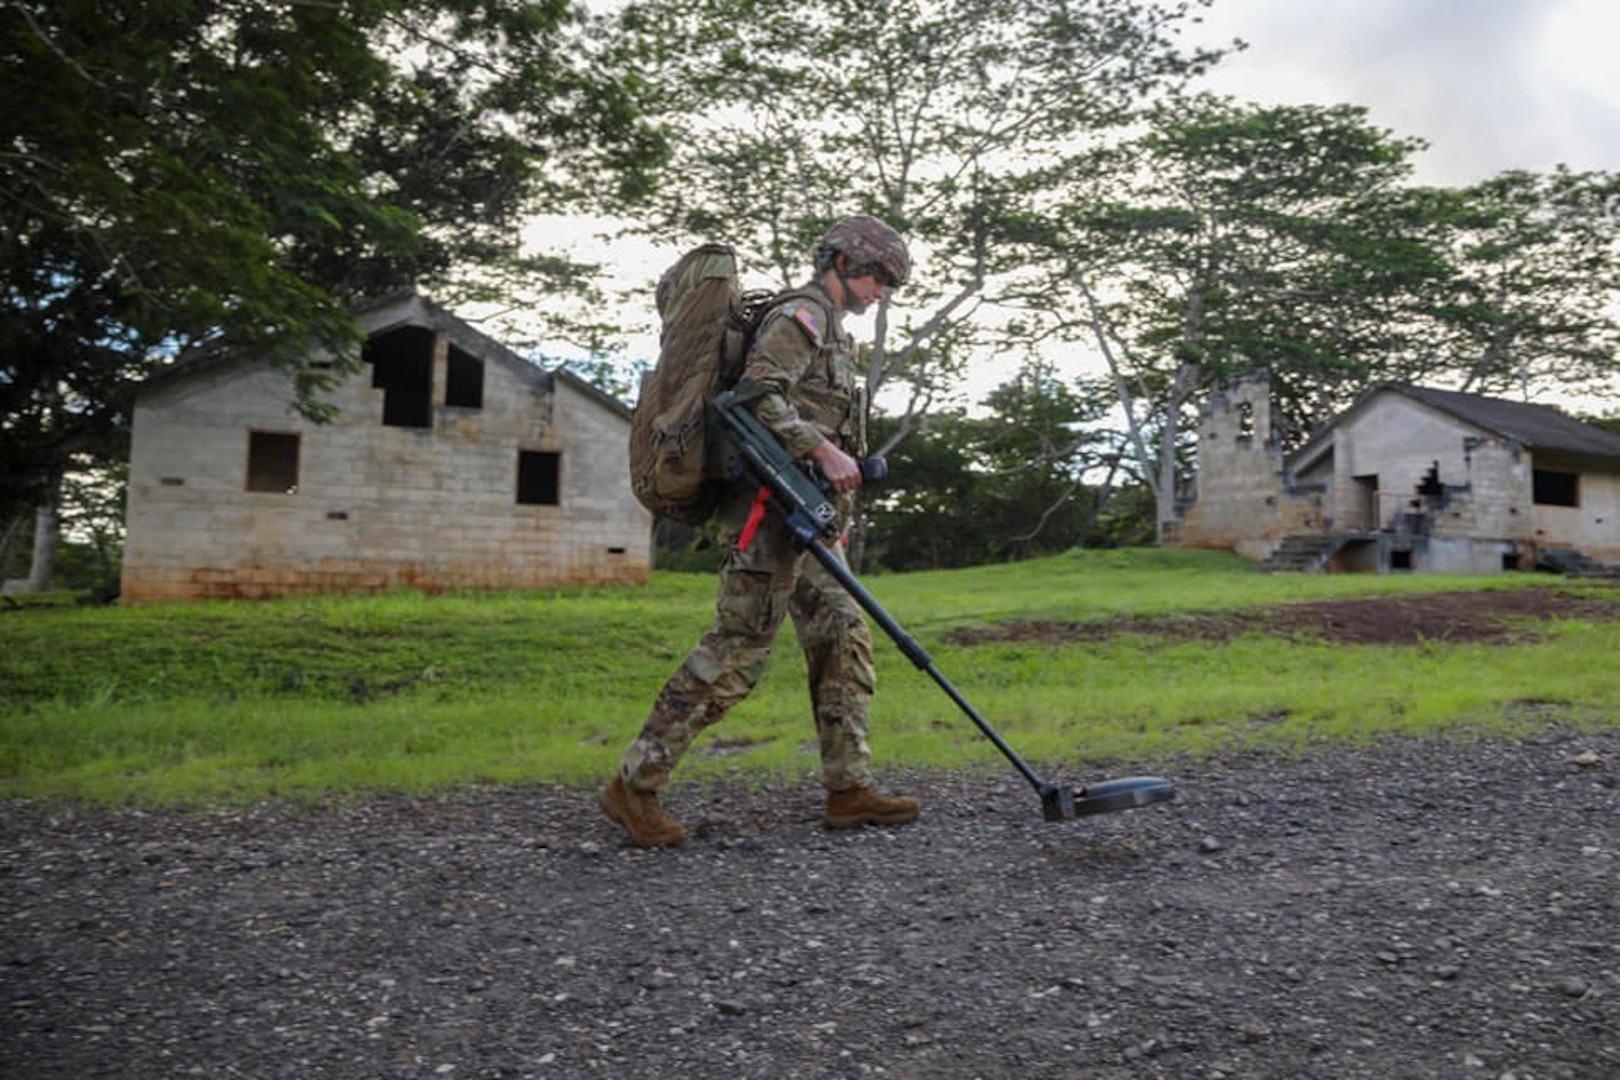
top-left (1155, 362), bottom-right (1199, 543)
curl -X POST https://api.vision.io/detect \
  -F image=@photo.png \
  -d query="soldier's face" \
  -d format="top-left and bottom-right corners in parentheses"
top-left (842, 270), bottom-right (893, 315)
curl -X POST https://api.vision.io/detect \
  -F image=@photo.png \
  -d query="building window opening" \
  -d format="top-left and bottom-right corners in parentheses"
top-left (1390, 548), bottom-right (1413, 571)
top-left (247, 431), bottom-right (300, 493)
top-left (1236, 402), bottom-right (1255, 441)
top-left (517, 450), bottom-right (561, 506)
top-left (1418, 461), bottom-right (1444, 497)
top-left (445, 344), bottom-right (484, 409)
top-left (1532, 469), bottom-right (1578, 507)
top-left (365, 325), bottom-right (434, 428)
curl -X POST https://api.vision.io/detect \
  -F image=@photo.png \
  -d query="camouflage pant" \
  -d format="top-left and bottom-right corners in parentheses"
top-left (619, 488), bottom-right (875, 794)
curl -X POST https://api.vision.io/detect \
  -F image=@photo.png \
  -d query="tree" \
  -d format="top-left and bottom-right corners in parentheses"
top-left (596, 0), bottom-right (1235, 441)
top-left (0, 0), bottom-right (665, 550)
top-left (861, 365), bottom-right (1123, 569)
top-left (968, 364), bottom-right (1115, 560)
top-left (53, 460), bottom-right (125, 597)
top-left (1421, 167), bottom-right (1620, 400)
top-left (1045, 97), bottom-right (1451, 536)
top-left (861, 410), bottom-right (987, 571)
top-left (1039, 98), bottom-right (1620, 542)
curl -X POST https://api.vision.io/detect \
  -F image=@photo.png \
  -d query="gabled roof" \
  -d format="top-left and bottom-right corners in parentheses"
top-left (1392, 383), bottom-right (1620, 458)
top-left (358, 291), bottom-right (631, 418)
top-left (135, 290), bottom-right (631, 419)
top-left (1290, 382), bottom-right (1620, 472)
top-left (357, 289), bottom-right (554, 393)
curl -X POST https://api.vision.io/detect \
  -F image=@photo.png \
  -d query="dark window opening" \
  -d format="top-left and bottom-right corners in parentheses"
top-left (445, 344), bottom-right (484, 409)
top-left (1390, 548), bottom-right (1413, 570)
top-left (247, 431), bottom-right (300, 493)
top-left (1533, 469), bottom-right (1578, 507)
top-left (365, 325), bottom-right (434, 428)
top-left (1236, 402), bottom-right (1255, 441)
top-left (517, 450), bottom-right (561, 506)
top-left (1417, 461), bottom-right (1444, 497)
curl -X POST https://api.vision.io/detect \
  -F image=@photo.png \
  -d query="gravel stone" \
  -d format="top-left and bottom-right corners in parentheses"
top-left (3, 728), bottom-right (1619, 1078)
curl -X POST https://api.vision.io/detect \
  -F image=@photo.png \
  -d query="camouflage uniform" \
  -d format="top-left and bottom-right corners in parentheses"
top-left (618, 281), bottom-right (877, 794)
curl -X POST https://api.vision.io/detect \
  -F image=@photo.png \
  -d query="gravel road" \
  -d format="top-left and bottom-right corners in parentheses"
top-left (4, 727), bottom-right (1617, 1079)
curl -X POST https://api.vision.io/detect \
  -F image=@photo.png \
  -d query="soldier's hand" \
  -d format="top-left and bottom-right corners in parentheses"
top-left (808, 441), bottom-right (862, 493)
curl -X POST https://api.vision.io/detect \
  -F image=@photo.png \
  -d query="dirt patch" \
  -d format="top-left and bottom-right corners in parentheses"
top-left (946, 585), bottom-right (1620, 647)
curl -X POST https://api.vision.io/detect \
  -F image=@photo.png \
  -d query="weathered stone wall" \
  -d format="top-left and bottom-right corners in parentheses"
top-left (1173, 378), bottom-right (1620, 573)
top-left (1523, 460), bottom-right (1620, 563)
top-left (1326, 394), bottom-right (1523, 535)
top-left (121, 315), bottom-right (651, 603)
top-left (1424, 439), bottom-right (1528, 544)
top-left (1173, 375), bottom-right (1324, 555)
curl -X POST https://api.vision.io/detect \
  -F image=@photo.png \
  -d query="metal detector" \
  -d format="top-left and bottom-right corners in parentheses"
top-left (713, 393), bottom-right (1176, 822)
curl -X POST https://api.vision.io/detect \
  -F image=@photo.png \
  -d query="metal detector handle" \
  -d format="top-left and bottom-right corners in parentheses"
top-left (711, 391), bottom-right (841, 539)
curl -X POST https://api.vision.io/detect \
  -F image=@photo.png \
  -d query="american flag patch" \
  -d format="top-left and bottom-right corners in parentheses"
top-left (792, 304), bottom-right (824, 341)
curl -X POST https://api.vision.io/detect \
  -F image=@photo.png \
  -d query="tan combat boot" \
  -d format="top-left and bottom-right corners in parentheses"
top-left (598, 776), bottom-right (687, 847)
top-left (824, 786), bottom-right (921, 830)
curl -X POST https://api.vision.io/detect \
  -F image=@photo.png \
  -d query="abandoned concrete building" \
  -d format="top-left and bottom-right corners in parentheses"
top-left (120, 292), bottom-right (651, 603)
top-left (1172, 376), bottom-right (1620, 574)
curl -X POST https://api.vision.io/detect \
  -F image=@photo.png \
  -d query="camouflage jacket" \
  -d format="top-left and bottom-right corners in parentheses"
top-left (740, 282), bottom-right (866, 462)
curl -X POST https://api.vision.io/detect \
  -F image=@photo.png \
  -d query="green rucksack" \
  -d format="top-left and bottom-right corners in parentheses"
top-left (628, 243), bottom-right (813, 525)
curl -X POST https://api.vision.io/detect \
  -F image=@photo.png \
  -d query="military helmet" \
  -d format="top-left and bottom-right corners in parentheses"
top-left (817, 215), bottom-right (910, 289)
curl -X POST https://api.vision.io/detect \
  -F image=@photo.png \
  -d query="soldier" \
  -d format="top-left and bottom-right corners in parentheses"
top-left (599, 215), bottom-right (920, 847)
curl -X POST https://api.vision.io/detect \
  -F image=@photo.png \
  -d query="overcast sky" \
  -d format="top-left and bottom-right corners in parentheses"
top-left (1185, 0), bottom-right (1620, 185)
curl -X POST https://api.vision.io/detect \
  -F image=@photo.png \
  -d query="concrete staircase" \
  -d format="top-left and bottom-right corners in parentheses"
top-left (1257, 534), bottom-right (1344, 573)
top-left (1537, 548), bottom-right (1620, 578)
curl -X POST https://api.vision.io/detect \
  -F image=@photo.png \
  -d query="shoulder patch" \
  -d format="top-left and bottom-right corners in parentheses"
top-left (780, 298), bottom-right (828, 347)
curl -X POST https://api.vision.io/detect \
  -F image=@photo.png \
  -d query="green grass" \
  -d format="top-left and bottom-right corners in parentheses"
top-left (2, 548), bottom-right (1615, 805)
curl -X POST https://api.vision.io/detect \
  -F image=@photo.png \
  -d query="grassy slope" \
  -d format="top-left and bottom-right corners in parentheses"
top-left (2, 549), bottom-right (1614, 805)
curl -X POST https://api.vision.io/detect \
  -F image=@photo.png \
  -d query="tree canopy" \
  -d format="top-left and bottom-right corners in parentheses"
top-left (0, 0), bottom-right (665, 521)
top-left (597, 0), bottom-right (1235, 434)
top-left (1424, 167), bottom-right (1620, 399)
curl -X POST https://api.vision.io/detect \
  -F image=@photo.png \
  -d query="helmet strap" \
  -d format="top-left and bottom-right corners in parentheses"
top-left (827, 254), bottom-right (856, 312)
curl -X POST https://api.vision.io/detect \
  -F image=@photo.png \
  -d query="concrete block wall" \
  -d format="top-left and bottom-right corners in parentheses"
top-left (122, 314), bottom-right (652, 603)
top-left (1174, 375), bottom-right (1325, 549)
top-left (1522, 462), bottom-right (1620, 563)
top-left (1174, 377), bottom-right (1620, 572)
top-left (1426, 439), bottom-right (1529, 543)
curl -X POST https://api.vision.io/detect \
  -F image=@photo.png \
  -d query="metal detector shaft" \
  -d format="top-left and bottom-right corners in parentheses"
top-left (795, 533), bottom-right (1052, 794)
top-left (710, 390), bottom-right (1060, 799)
